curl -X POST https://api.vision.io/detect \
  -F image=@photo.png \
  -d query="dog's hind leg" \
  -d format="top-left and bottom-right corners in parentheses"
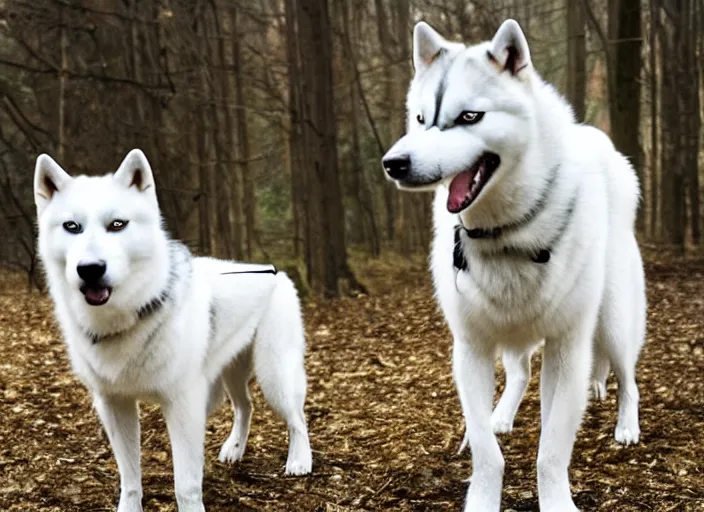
top-left (93, 394), bottom-right (143, 512)
top-left (591, 341), bottom-right (610, 401)
top-left (254, 274), bottom-right (312, 475)
top-left (600, 251), bottom-right (645, 445)
top-left (218, 346), bottom-right (254, 463)
top-left (491, 346), bottom-right (534, 434)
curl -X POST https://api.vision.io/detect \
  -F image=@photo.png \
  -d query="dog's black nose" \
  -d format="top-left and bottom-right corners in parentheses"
top-left (382, 155), bottom-right (411, 180)
top-left (77, 261), bottom-right (107, 283)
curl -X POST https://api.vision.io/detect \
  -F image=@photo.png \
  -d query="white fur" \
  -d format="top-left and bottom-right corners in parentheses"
top-left (34, 150), bottom-right (312, 512)
top-left (383, 19), bottom-right (646, 512)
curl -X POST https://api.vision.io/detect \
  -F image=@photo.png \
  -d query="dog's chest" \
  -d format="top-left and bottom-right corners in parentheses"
top-left (457, 253), bottom-right (549, 311)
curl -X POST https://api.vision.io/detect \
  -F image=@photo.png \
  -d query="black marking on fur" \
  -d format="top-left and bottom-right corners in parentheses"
top-left (453, 168), bottom-right (570, 268)
top-left (431, 49), bottom-right (459, 129)
top-left (220, 264), bottom-right (277, 276)
top-left (453, 225), bottom-right (468, 271)
top-left (87, 242), bottom-right (189, 344)
top-left (432, 77), bottom-right (446, 128)
top-left (505, 46), bottom-right (519, 74)
top-left (466, 227), bottom-right (503, 239)
top-left (463, 164), bottom-right (559, 240)
top-left (136, 289), bottom-right (169, 319)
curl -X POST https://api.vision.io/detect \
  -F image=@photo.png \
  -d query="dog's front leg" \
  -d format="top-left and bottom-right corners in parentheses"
top-left (93, 394), bottom-right (143, 512)
top-left (161, 380), bottom-right (208, 512)
top-left (538, 325), bottom-right (594, 512)
top-left (453, 336), bottom-right (503, 512)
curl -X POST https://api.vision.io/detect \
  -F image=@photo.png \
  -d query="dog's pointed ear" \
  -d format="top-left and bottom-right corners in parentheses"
top-left (413, 22), bottom-right (447, 73)
top-left (34, 154), bottom-right (72, 214)
top-left (114, 149), bottom-right (155, 193)
top-left (487, 19), bottom-right (531, 77)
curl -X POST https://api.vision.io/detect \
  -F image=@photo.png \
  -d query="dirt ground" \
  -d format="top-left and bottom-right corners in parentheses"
top-left (1, 254), bottom-right (703, 512)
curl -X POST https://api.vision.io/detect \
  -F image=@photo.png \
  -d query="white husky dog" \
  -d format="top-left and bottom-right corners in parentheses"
top-left (34, 149), bottom-right (312, 512)
top-left (382, 20), bottom-right (645, 512)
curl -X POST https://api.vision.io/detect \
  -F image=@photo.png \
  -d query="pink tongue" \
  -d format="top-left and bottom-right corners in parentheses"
top-left (447, 170), bottom-right (474, 212)
top-left (86, 288), bottom-right (109, 303)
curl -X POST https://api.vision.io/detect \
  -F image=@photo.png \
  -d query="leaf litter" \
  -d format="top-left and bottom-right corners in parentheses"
top-left (0, 255), bottom-right (702, 511)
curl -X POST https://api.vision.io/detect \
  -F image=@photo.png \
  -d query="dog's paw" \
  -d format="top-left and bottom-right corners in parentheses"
top-left (591, 379), bottom-right (607, 401)
top-left (614, 424), bottom-right (640, 445)
top-left (463, 489), bottom-right (501, 512)
top-left (285, 457), bottom-right (312, 476)
top-left (117, 497), bottom-right (143, 512)
top-left (218, 435), bottom-right (246, 463)
top-left (491, 414), bottom-right (514, 434)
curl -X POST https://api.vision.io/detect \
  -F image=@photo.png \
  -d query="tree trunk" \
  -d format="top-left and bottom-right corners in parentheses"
top-left (566, 0), bottom-right (586, 121)
top-left (195, 12), bottom-right (214, 255)
top-left (659, 0), bottom-right (686, 249)
top-left (685, 0), bottom-right (700, 244)
top-left (285, 0), bottom-right (304, 260)
top-left (608, 0), bottom-right (644, 231)
top-left (58, 3), bottom-right (67, 162)
top-left (231, 6), bottom-right (256, 260)
top-left (288, 0), bottom-right (359, 297)
top-left (649, 0), bottom-right (660, 239)
top-left (214, 3), bottom-right (243, 260)
top-left (340, 0), bottom-right (380, 256)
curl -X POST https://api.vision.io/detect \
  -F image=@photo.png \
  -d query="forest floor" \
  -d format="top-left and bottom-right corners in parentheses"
top-left (0, 251), bottom-right (703, 512)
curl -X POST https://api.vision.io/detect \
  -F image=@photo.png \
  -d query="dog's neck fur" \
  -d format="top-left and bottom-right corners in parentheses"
top-left (455, 74), bottom-right (576, 260)
top-left (73, 241), bottom-right (190, 344)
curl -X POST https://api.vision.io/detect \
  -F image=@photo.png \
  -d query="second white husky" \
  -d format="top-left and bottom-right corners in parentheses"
top-left (34, 150), bottom-right (312, 512)
top-left (382, 19), bottom-right (646, 512)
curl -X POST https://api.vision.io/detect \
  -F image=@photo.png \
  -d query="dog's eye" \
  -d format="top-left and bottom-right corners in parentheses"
top-left (456, 111), bottom-right (485, 125)
top-left (62, 221), bottom-right (82, 234)
top-left (416, 114), bottom-right (425, 124)
top-left (107, 220), bottom-right (129, 232)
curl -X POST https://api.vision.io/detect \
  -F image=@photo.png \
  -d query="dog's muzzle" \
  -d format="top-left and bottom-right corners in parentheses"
top-left (77, 260), bottom-right (112, 306)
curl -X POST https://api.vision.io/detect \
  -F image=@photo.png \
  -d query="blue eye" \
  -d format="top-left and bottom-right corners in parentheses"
top-left (62, 221), bottom-right (82, 234)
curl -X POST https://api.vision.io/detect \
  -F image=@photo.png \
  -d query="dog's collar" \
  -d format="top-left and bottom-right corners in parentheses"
top-left (453, 225), bottom-right (551, 271)
top-left (453, 183), bottom-right (579, 272)
top-left (461, 163), bottom-right (559, 240)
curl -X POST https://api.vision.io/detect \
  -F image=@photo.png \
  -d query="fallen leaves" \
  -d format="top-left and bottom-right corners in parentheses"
top-left (0, 256), bottom-right (703, 511)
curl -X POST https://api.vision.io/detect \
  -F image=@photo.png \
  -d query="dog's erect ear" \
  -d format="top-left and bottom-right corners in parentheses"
top-left (34, 154), bottom-right (72, 214)
top-left (413, 22), bottom-right (447, 73)
top-left (114, 149), bottom-right (155, 193)
top-left (487, 19), bottom-right (531, 77)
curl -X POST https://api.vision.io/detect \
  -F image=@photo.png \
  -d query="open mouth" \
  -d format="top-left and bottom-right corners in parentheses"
top-left (447, 152), bottom-right (501, 213)
top-left (80, 285), bottom-right (112, 306)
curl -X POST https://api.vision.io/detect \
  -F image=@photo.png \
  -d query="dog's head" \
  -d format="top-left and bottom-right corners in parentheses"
top-left (382, 19), bottom-right (536, 215)
top-left (34, 149), bottom-right (166, 309)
